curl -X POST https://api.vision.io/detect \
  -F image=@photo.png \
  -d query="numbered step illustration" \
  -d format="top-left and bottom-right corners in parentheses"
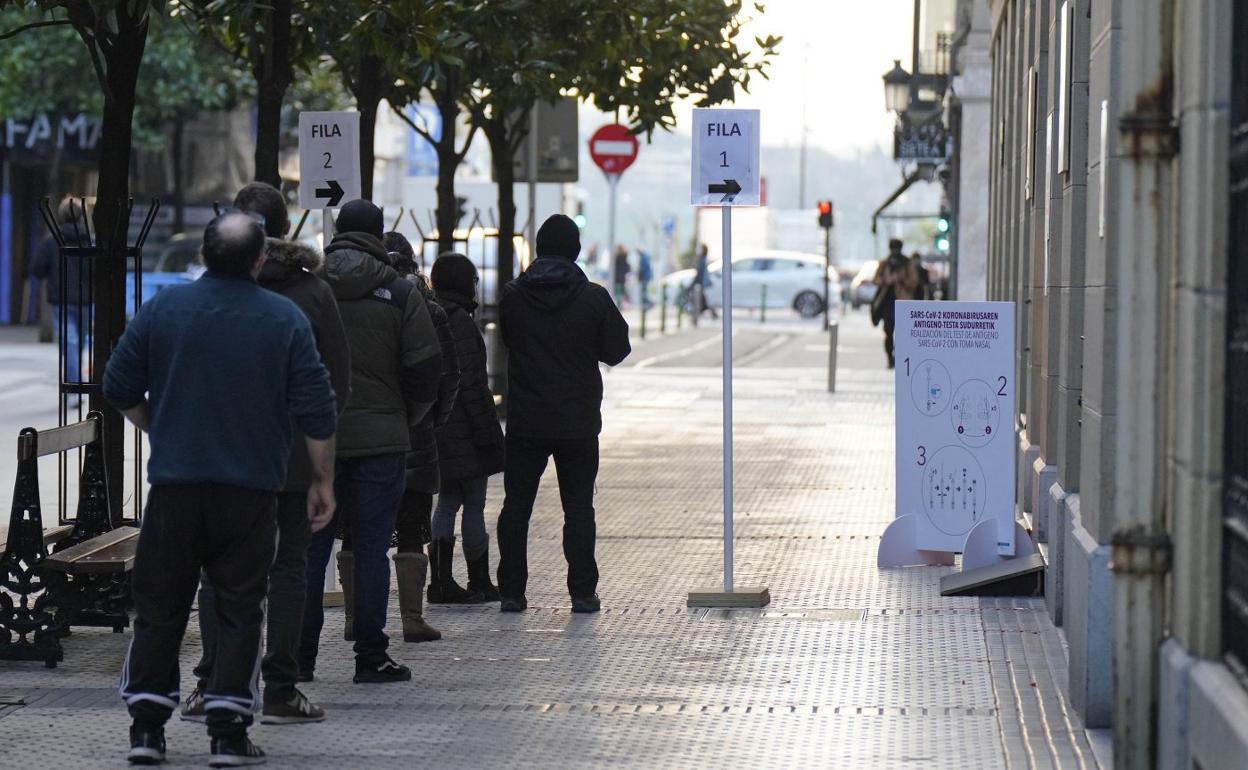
top-left (907, 358), bottom-right (952, 417)
top-left (949, 379), bottom-right (1002, 448)
top-left (919, 445), bottom-right (986, 537)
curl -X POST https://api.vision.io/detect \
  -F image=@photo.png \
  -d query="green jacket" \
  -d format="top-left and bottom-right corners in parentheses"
top-left (322, 232), bottom-right (441, 458)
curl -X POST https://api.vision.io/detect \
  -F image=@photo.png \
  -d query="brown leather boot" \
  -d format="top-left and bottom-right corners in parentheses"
top-left (337, 549), bottom-right (354, 642)
top-left (393, 552), bottom-right (442, 642)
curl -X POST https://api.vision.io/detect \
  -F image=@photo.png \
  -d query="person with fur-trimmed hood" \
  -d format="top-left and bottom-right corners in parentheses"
top-left (184, 182), bottom-right (350, 727)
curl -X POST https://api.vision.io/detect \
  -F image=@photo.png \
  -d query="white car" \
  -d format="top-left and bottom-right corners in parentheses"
top-left (667, 251), bottom-right (837, 318)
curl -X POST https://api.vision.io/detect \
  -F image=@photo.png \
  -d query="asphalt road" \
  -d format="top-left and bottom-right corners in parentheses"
top-left (622, 306), bottom-right (889, 372)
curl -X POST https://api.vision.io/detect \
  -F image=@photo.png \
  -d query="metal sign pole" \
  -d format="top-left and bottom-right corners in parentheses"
top-left (721, 205), bottom-right (734, 592)
top-left (607, 174), bottom-right (619, 262)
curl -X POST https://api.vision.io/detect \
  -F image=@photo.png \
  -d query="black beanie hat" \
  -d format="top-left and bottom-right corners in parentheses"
top-left (431, 252), bottom-right (478, 297)
top-left (535, 214), bottom-right (580, 260)
top-left (335, 199), bottom-right (384, 239)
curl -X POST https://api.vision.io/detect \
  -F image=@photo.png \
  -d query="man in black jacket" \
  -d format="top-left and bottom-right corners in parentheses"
top-left (184, 182), bottom-right (350, 726)
top-left (301, 199), bottom-right (442, 684)
top-left (496, 214), bottom-right (631, 613)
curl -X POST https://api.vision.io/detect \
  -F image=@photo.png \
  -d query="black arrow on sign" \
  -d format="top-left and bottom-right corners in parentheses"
top-left (314, 179), bottom-right (345, 207)
top-left (708, 179), bottom-right (742, 202)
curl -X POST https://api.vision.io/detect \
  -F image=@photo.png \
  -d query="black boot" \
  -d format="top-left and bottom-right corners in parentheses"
top-left (427, 539), bottom-right (480, 604)
top-left (466, 549), bottom-right (500, 602)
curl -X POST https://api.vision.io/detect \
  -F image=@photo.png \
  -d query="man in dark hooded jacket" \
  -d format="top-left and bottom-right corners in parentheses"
top-left (185, 182), bottom-right (350, 725)
top-left (300, 199), bottom-right (441, 684)
top-left (495, 214), bottom-right (631, 613)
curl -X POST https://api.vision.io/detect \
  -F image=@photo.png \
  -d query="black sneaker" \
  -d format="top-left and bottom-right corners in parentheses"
top-left (127, 724), bottom-right (166, 765)
top-left (179, 682), bottom-right (207, 723)
top-left (571, 595), bottom-right (602, 613)
top-left (208, 735), bottom-right (266, 767)
top-left (260, 689), bottom-right (325, 724)
top-left (353, 655), bottom-right (412, 684)
top-left (499, 596), bottom-right (528, 613)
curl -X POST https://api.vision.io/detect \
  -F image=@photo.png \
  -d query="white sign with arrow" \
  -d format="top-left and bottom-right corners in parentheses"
top-left (298, 111), bottom-right (361, 210)
top-left (690, 108), bottom-right (760, 206)
top-left (686, 107), bottom-right (769, 611)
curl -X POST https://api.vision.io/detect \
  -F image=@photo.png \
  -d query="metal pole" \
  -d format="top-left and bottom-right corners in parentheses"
top-left (823, 226), bottom-right (831, 330)
top-left (661, 285), bottom-right (668, 334)
top-left (760, 284), bottom-right (767, 324)
top-left (527, 107), bottom-right (538, 264)
top-left (322, 208), bottom-right (333, 250)
top-left (721, 205), bottom-right (734, 592)
top-left (606, 175), bottom-right (618, 266)
top-left (827, 320), bottom-right (838, 393)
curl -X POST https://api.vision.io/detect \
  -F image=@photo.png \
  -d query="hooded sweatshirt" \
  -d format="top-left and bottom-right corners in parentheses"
top-left (322, 231), bottom-right (442, 457)
top-left (258, 238), bottom-right (352, 490)
top-left (499, 256), bottom-right (631, 438)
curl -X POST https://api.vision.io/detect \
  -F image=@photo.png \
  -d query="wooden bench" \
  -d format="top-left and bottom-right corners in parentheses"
top-left (1, 414), bottom-right (134, 667)
top-left (43, 526), bottom-right (139, 576)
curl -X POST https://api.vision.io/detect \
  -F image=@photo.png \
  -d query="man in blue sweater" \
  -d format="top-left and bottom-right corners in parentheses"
top-left (104, 212), bottom-right (338, 767)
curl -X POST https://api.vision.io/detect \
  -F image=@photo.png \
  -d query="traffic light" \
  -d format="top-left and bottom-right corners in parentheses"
top-left (817, 200), bottom-right (833, 229)
top-left (935, 203), bottom-right (952, 253)
top-left (573, 201), bottom-right (587, 229)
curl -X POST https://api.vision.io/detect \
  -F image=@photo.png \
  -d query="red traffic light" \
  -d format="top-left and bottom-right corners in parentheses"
top-left (816, 200), bottom-right (833, 229)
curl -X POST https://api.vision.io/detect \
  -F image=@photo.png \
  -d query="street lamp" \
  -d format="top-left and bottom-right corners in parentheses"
top-left (882, 59), bottom-right (911, 113)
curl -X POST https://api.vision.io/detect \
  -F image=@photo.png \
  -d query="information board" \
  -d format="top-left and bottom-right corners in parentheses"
top-left (298, 111), bottom-right (361, 210)
top-left (894, 300), bottom-right (1016, 555)
top-left (690, 108), bottom-right (760, 206)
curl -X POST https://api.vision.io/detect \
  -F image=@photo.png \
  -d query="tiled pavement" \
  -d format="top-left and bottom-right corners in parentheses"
top-left (0, 320), bottom-right (1104, 768)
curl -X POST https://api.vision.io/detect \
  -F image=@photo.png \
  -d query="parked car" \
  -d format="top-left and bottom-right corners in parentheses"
top-left (662, 251), bottom-right (839, 318)
top-left (850, 260), bottom-right (880, 309)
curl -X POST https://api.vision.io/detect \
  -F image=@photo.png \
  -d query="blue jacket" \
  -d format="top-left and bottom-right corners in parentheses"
top-left (104, 272), bottom-right (337, 492)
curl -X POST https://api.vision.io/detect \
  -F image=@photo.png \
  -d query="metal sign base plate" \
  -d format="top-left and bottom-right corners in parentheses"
top-left (687, 587), bottom-right (771, 608)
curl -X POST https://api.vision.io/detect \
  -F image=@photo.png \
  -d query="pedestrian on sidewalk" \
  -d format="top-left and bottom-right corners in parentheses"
top-left (612, 245), bottom-right (631, 307)
top-left (692, 243), bottom-right (717, 324)
top-left (638, 248), bottom-right (654, 310)
top-left (182, 183), bottom-right (350, 728)
top-left (301, 199), bottom-right (442, 684)
top-left (105, 212), bottom-right (338, 767)
top-left (336, 232), bottom-right (456, 643)
top-left (29, 196), bottom-right (87, 388)
top-left (496, 214), bottom-right (631, 613)
top-left (871, 238), bottom-right (920, 369)
top-left (428, 252), bottom-right (506, 605)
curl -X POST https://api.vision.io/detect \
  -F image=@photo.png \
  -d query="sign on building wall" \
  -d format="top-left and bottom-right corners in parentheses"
top-left (894, 115), bottom-right (950, 163)
top-left (894, 300), bottom-right (1017, 555)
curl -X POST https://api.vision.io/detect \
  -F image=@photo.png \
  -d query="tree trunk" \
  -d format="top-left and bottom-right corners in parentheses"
top-left (251, 0), bottom-right (293, 187)
top-left (486, 119), bottom-right (516, 309)
top-left (89, 16), bottom-right (148, 518)
top-left (354, 54), bottom-right (382, 201)
top-left (485, 118), bottom-right (515, 405)
top-left (171, 119), bottom-right (185, 234)
top-left (435, 84), bottom-right (460, 255)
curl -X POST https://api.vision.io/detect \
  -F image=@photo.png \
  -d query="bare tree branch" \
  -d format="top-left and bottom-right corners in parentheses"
top-left (0, 18), bottom-right (72, 42)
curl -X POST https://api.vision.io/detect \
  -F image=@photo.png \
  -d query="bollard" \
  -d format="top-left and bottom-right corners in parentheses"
top-left (678, 292), bottom-right (685, 329)
top-left (660, 285), bottom-right (668, 334)
top-left (760, 284), bottom-right (767, 324)
top-left (827, 319), bottom-right (839, 393)
top-left (641, 293), bottom-right (648, 340)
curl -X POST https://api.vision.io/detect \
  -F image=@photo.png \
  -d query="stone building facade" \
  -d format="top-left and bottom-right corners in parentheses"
top-left (984, 0), bottom-right (1243, 766)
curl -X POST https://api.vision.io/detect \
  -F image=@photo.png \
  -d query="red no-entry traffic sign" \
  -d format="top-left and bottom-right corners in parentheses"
top-left (589, 124), bottom-right (639, 176)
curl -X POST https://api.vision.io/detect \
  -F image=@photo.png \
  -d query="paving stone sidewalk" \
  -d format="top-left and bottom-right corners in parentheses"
top-left (0, 341), bottom-right (1104, 768)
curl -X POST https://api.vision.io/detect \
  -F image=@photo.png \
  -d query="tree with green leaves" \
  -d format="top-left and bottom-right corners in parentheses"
top-left (309, 0), bottom-right (446, 199)
top-left (385, 0), bottom-right (477, 255)
top-left (470, 0), bottom-right (779, 305)
top-left (174, 0), bottom-right (320, 187)
top-left (0, 0), bottom-right (163, 513)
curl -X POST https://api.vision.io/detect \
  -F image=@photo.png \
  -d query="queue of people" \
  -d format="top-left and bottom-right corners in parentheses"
top-left (103, 188), bottom-right (631, 766)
